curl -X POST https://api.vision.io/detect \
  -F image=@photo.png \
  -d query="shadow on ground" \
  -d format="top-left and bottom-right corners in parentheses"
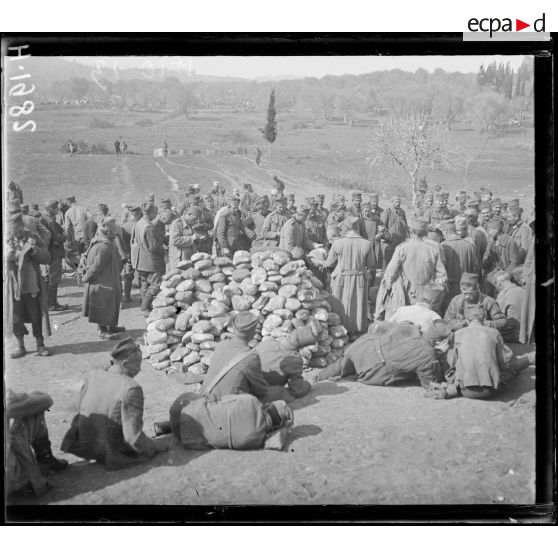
top-left (291, 381), bottom-right (349, 410)
top-left (7, 441), bottom-right (203, 505)
top-left (51, 329), bottom-right (146, 355)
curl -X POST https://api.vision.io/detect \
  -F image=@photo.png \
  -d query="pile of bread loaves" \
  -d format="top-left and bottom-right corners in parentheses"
top-left (143, 250), bottom-right (349, 376)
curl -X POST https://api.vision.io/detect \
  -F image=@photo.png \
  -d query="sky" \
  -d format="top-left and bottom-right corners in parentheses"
top-left (65, 55), bottom-right (527, 79)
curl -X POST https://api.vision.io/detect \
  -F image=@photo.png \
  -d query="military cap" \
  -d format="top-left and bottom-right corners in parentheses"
top-left (6, 390), bottom-right (53, 419)
top-left (243, 183), bottom-right (252, 189)
top-left (203, 193), bottom-right (213, 201)
top-left (433, 185), bottom-right (442, 192)
top-left (441, 192), bottom-right (450, 200)
top-left (391, 194), bottom-right (402, 202)
top-left (110, 336), bottom-right (140, 361)
top-left (508, 199), bottom-right (521, 210)
top-left (491, 197), bottom-right (502, 206)
top-left (472, 191), bottom-right (482, 201)
top-left (66, 195), bottom-right (76, 203)
top-left (465, 207), bottom-right (478, 217)
top-left (128, 205), bottom-right (142, 215)
top-left (507, 206), bottom-right (522, 217)
top-left (141, 201), bottom-right (154, 213)
top-left (44, 198), bottom-right (59, 209)
top-left (160, 197), bottom-right (171, 205)
top-left (424, 320), bottom-right (451, 342)
top-left (273, 196), bottom-right (286, 205)
top-left (456, 189), bottom-right (466, 196)
top-left (369, 192), bottom-right (379, 200)
top-left (97, 203), bottom-right (109, 214)
top-left (362, 201), bottom-right (372, 209)
top-left (441, 219), bottom-right (456, 233)
top-left (351, 190), bottom-right (362, 199)
top-left (467, 200), bottom-right (480, 209)
top-left (31, 203), bottom-right (39, 211)
top-left (21, 203), bottom-right (29, 213)
top-left (408, 216), bottom-right (428, 233)
top-left (233, 312), bottom-right (259, 335)
top-left (288, 325), bottom-right (316, 349)
top-left (486, 217), bottom-right (504, 230)
top-left (228, 194), bottom-right (241, 203)
top-left (479, 200), bottom-right (491, 210)
top-left (316, 194), bottom-right (325, 201)
top-left (424, 191), bottom-right (434, 200)
top-left (335, 193), bottom-right (346, 202)
top-left (286, 193), bottom-right (295, 201)
top-left (435, 192), bottom-right (445, 201)
top-left (460, 272), bottom-right (480, 286)
top-left (186, 206), bottom-right (203, 218)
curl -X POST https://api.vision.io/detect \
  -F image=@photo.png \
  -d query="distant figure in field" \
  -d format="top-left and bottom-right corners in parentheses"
top-left (114, 139), bottom-right (121, 156)
top-left (163, 141), bottom-right (169, 159)
top-left (68, 140), bottom-right (77, 156)
top-left (122, 140), bottom-right (128, 156)
top-left (255, 147), bottom-right (262, 166)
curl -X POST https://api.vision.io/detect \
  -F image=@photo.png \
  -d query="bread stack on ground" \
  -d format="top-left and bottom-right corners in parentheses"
top-left (143, 249), bottom-right (348, 377)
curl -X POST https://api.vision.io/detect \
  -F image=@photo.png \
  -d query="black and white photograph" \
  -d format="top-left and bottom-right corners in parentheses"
top-left (2, 35), bottom-right (554, 522)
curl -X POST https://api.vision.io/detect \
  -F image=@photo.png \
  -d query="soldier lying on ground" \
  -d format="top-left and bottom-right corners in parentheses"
top-left (307, 320), bottom-right (451, 390)
top-left (153, 393), bottom-right (294, 451)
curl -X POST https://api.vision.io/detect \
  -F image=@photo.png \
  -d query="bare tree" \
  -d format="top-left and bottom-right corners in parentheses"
top-left (369, 113), bottom-right (457, 206)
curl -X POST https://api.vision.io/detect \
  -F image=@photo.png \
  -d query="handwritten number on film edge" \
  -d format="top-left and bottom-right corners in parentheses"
top-left (8, 45), bottom-right (37, 132)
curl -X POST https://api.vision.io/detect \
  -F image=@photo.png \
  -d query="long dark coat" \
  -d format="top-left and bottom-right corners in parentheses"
top-left (82, 236), bottom-right (122, 327)
top-left (326, 232), bottom-right (375, 335)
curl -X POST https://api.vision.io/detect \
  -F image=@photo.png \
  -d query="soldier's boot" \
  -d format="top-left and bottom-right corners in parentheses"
top-left (123, 279), bottom-right (133, 304)
top-left (11, 336), bottom-right (26, 359)
top-left (35, 336), bottom-right (50, 357)
top-left (33, 438), bottom-right (69, 474)
top-left (48, 284), bottom-right (68, 311)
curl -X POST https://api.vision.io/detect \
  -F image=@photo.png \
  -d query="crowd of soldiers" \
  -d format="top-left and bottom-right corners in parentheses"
top-left (5, 175), bottom-right (537, 497)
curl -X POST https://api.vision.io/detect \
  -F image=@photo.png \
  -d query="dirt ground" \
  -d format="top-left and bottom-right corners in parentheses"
top-left (5, 274), bottom-right (536, 507)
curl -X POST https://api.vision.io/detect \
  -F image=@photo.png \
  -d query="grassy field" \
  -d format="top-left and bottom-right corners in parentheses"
top-left (6, 107), bottom-right (534, 213)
